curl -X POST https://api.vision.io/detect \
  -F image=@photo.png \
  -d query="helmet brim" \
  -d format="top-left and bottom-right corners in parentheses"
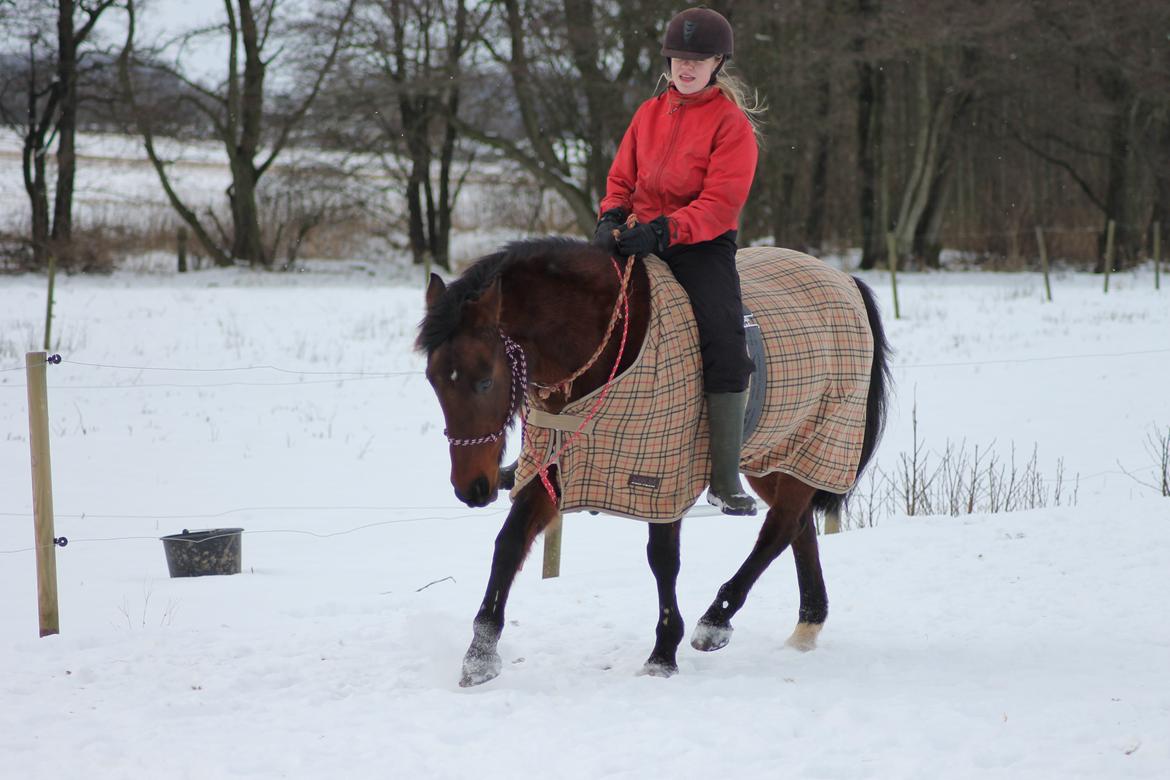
top-left (661, 47), bottom-right (728, 60)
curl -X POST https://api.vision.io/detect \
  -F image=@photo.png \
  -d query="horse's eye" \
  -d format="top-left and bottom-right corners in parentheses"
top-left (475, 378), bottom-right (494, 394)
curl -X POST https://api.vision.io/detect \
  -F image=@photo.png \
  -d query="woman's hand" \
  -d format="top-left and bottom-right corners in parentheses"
top-left (592, 208), bottom-right (627, 254)
top-left (615, 216), bottom-right (670, 258)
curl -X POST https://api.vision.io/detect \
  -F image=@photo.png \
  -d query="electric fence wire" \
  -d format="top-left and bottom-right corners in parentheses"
top-left (3, 346), bottom-right (1168, 387)
top-left (0, 507), bottom-right (507, 556)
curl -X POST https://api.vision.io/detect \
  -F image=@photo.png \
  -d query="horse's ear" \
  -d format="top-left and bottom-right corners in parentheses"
top-left (466, 278), bottom-right (502, 327)
top-left (425, 273), bottom-right (446, 308)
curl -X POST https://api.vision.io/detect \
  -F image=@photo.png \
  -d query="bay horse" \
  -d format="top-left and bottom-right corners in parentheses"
top-left (417, 238), bottom-right (890, 687)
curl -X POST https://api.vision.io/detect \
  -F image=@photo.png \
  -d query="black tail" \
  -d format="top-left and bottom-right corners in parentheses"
top-left (811, 277), bottom-right (893, 516)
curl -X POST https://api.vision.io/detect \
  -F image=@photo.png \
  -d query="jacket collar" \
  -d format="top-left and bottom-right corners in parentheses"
top-left (665, 83), bottom-right (723, 108)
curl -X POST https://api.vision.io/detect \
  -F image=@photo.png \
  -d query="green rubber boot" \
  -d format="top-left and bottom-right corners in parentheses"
top-left (705, 391), bottom-right (757, 516)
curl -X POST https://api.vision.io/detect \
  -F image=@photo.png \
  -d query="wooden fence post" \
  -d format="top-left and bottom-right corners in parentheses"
top-left (885, 231), bottom-right (901, 320)
top-left (1035, 226), bottom-right (1052, 302)
top-left (177, 227), bottom-right (189, 273)
top-left (823, 509), bottom-right (842, 535)
top-left (1103, 219), bottom-right (1115, 293)
top-left (26, 352), bottom-right (60, 637)
top-left (1155, 222), bottom-right (1162, 291)
top-left (542, 512), bottom-right (562, 579)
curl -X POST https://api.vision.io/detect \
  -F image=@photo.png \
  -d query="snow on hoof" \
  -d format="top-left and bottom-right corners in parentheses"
top-left (785, 622), bottom-right (822, 652)
top-left (638, 659), bottom-right (679, 678)
top-left (459, 651), bottom-right (502, 688)
top-left (690, 620), bottom-right (733, 652)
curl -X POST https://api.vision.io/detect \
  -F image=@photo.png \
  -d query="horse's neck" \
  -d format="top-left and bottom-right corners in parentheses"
top-left (501, 257), bottom-right (646, 406)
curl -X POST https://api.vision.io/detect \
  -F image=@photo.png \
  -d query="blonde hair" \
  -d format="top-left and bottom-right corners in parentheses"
top-left (658, 58), bottom-right (767, 142)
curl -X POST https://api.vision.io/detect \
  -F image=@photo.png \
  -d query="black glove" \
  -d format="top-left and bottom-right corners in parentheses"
top-left (615, 216), bottom-right (670, 258)
top-left (592, 208), bottom-right (627, 254)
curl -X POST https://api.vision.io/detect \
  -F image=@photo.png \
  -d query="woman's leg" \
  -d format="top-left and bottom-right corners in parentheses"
top-left (662, 233), bottom-right (756, 514)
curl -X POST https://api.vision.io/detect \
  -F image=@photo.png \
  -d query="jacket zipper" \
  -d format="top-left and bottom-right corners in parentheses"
top-left (651, 102), bottom-right (685, 217)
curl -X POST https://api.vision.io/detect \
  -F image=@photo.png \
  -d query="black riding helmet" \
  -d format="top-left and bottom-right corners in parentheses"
top-left (661, 7), bottom-right (734, 85)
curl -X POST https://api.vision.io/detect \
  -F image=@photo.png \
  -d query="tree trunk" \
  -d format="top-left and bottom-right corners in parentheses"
top-left (228, 159), bottom-right (265, 266)
top-left (24, 132), bottom-right (52, 269)
top-left (51, 0), bottom-right (77, 266)
top-left (401, 95), bottom-right (432, 267)
top-left (914, 163), bottom-right (954, 268)
top-left (890, 53), bottom-right (965, 265)
top-left (769, 169), bottom-right (797, 248)
top-left (1155, 112), bottom-right (1170, 237)
top-left (490, 0), bottom-right (595, 233)
top-left (1096, 69), bottom-right (1139, 271)
top-left (856, 59), bottom-right (885, 269)
top-left (804, 77), bottom-right (831, 250)
top-left (562, 0), bottom-right (610, 206)
top-left (230, 0), bottom-right (269, 267)
top-left (435, 91), bottom-right (459, 271)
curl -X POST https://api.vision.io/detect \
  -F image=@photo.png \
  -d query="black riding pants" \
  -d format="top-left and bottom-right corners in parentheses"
top-left (660, 231), bottom-right (753, 393)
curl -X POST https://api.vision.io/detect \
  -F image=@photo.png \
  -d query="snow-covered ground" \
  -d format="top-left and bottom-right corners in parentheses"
top-left (1, 262), bottom-right (1168, 778)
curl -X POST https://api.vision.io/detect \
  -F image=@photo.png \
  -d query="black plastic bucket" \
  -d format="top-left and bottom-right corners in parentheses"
top-left (160, 528), bottom-right (243, 577)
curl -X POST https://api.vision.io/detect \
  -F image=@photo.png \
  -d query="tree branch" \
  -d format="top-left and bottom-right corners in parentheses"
top-left (119, 0), bottom-right (231, 266)
top-left (1003, 121), bottom-right (1105, 212)
top-left (257, 0), bottom-right (357, 178)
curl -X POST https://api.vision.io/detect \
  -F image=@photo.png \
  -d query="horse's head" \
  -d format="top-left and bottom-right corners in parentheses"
top-left (419, 272), bottom-right (519, 508)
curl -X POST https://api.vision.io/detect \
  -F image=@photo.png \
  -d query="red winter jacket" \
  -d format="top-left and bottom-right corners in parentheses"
top-left (600, 84), bottom-right (758, 247)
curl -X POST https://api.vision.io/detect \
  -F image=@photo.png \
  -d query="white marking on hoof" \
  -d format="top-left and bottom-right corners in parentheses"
top-left (637, 660), bottom-right (679, 678)
top-left (785, 622), bottom-right (822, 652)
top-left (459, 651), bottom-right (502, 687)
top-left (690, 620), bottom-right (733, 652)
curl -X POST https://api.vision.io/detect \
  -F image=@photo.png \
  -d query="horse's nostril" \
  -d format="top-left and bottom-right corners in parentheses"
top-left (471, 476), bottom-right (490, 503)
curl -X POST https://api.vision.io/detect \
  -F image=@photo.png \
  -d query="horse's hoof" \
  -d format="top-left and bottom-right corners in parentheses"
top-left (690, 620), bottom-right (733, 652)
top-left (785, 622), bottom-right (823, 652)
top-left (638, 657), bottom-right (679, 678)
top-left (459, 651), bottom-right (502, 687)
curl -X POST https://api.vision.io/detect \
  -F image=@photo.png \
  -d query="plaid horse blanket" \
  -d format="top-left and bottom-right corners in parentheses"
top-left (510, 247), bottom-right (874, 522)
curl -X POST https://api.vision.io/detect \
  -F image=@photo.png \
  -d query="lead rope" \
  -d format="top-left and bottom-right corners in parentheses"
top-left (536, 254), bottom-right (632, 504)
top-left (535, 215), bottom-right (639, 400)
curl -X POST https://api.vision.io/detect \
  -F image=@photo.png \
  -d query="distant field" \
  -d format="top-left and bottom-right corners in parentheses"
top-left (0, 132), bottom-right (579, 264)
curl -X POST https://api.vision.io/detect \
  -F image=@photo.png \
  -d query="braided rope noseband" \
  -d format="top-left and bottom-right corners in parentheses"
top-left (444, 331), bottom-right (528, 447)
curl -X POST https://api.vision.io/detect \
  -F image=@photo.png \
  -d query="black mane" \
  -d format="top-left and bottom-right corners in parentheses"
top-left (415, 236), bottom-right (598, 353)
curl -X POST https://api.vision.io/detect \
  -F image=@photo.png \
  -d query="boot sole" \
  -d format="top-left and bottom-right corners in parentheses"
top-left (707, 493), bottom-right (758, 516)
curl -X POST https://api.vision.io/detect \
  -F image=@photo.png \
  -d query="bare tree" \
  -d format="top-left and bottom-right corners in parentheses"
top-left (458, 0), bottom-right (672, 236)
top-left (117, 0), bottom-right (357, 268)
top-left (994, 1), bottom-right (1170, 269)
top-left (0, 0), bottom-right (119, 270)
top-left (325, 0), bottom-right (485, 269)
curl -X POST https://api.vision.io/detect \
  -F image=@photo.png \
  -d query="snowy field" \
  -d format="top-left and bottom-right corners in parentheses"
top-left (1, 260), bottom-right (1169, 778)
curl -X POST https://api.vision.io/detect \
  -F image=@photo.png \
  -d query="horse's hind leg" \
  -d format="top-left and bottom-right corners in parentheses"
top-left (691, 474), bottom-right (815, 652)
top-left (640, 520), bottom-right (684, 677)
top-left (785, 507), bottom-right (827, 651)
top-left (460, 477), bottom-right (559, 687)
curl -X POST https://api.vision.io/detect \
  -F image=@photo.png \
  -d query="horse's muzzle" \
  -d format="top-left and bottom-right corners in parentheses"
top-left (455, 475), bottom-right (497, 508)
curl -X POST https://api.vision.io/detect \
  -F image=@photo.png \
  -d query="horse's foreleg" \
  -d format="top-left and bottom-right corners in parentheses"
top-left (786, 509), bottom-right (828, 651)
top-left (460, 475), bottom-right (559, 687)
top-left (691, 474), bottom-right (815, 652)
top-left (640, 520), bottom-right (684, 677)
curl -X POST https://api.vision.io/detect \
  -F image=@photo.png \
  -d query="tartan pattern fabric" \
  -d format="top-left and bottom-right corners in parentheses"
top-left (510, 248), bottom-right (873, 521)
top-left (511, 255), bottom-right (710, 521)
top-left (735, 247), bottom-right (873, 486)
